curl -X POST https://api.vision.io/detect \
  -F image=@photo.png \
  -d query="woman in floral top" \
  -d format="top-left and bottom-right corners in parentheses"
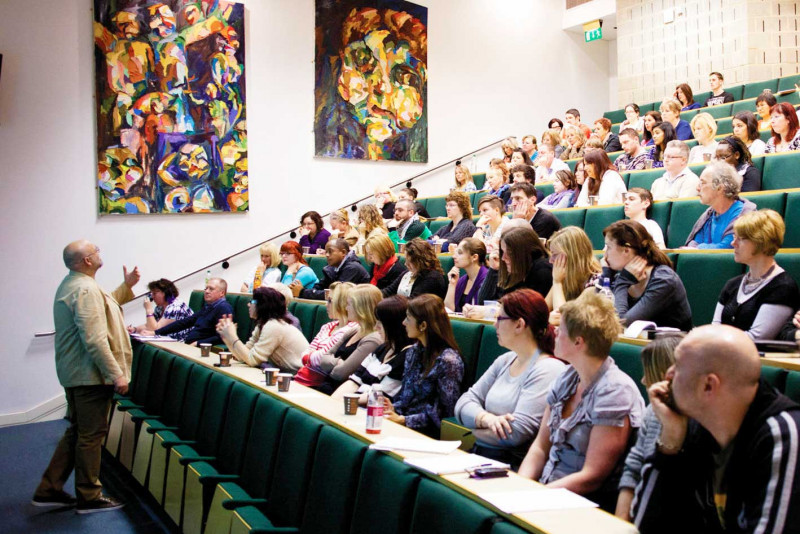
top-left (384, 294), bottom-right (464, 438)
top-left (130, 278), bottom-right (193, 341)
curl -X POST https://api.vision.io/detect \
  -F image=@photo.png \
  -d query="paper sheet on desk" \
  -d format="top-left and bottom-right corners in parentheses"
top-left (130, 334), bottom-right (178, 342)
top-left (479, 488), bottom-right (598, 513)
top-left (370, 437), bottom-right (461, 454)
top-left (404, 453), bottom-right (509, 475)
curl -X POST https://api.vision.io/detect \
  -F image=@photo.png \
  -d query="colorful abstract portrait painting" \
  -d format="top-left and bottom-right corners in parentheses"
top-left (314, 0), bottom-right (428, 162)
top-left (93, 0), bottom-right (247, 214)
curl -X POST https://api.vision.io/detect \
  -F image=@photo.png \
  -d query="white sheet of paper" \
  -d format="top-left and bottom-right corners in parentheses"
top-left (369, 437), bottom-right (461, 455)
top-left (404, 453), bottom-right (509, 475)
top-left (479, 488), bottom-right (598, 514)
top-left (130, 334), bottom-right (178, 342)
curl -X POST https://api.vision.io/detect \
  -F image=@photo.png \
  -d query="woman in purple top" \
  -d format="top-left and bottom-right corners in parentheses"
top-left (298, 211), bottom-right (331, 253)
top-left (444, 238), bottom-right (488, 313)
top-left (540, 170), bottom-right (579, 210)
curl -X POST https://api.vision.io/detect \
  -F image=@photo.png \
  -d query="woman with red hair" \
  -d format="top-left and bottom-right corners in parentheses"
top-left (765, 102), bottom-right (800, 153)
top-left (279, 241), bottom-right (318, 288)
top-left (455, 289), bottom-right (566, 468)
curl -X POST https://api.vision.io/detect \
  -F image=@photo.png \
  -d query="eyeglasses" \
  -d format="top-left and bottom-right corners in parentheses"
top-left (81, 247), bottom-right (100, 261)
top-left (495, 315), bottom-right (514, 322)
top-left (249, 300), bottom-right (257, 305)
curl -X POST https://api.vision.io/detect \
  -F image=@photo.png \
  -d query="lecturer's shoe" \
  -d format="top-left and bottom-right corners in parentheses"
top-left (31, 491), bottom-right (77, 508)
top-left (76, 495), bottom-right (125, 514)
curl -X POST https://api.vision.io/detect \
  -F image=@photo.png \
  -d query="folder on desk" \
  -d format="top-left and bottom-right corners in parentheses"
top-left (404, 453), bottom-right (509, 475)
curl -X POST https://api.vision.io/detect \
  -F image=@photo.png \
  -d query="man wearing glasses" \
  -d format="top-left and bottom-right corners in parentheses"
top-left (650, 140), bottom-right (700, 201)
top-left (149, 277), bottom-right (232, 345)
top-left (33, 240), bottom-right (139, 513)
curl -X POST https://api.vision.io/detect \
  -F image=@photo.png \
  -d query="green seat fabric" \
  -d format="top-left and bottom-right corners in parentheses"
top-left (763, 152), bottom-right (800, 190)
top-left (350, 450), bottom-right (419, 534)
top-left (473, 173), bottom-right (486, 190)
top-left (716, 117), bottom-right (733, 135)
top-left (610, 342), bottom-right (646, 399)
top-left (681, 109), bottom-right (699, 123)
top-left (675, 253), bottom-right (744, 325)
top-left (474, 325), bottom-right (508, 385)
top-left (415, 198), bottom-right (428, 214)
top-left (744, 80), bottom-right (779, 99)
top-left (566, 159), bottom-right (579, 172)
top-left (609, 151), bottom-right (624, 164)
top-left (732, 99), bottom-right (757, 115)
top-left (305, 256), bottom-right (328, 280)
top-left (143, 351), bottom-right (175, 417)
top-left (775, 253), bottom-right (800, 290)
top-left (726, 84), bottom-right (745, 101)
top-left (438, 255), bottom-right (455, 274)
top-left (551, 208), bottom-right (586, 229)
top-left (292, 301), bottom-right (319, 341)
top-left (784, 371), bottom-right (800, 403)
top-left (472, 191), bottom-right (488, 213)
top-left (627, 169), bottom-right (664, 191)
top-left (451, 320), bottom-right (485, 390)
top-left (232, 295), bottom-right (254, 342)
top-left (426, 196), bottom-right (447, 218)
top-left (490, 522), bottom-right (532, 534)
top-left (778, 74), bottom-right (800, 92)
top-left (751, 155), bottom-right (766, 175)
top-left (783, 193), bottom-right (800, 248)
top-left (761, 366), bottom-right (787, 392)
top-left (667, 200), bottom-right (708, 248)
top-left (742, 191), bottom-right (786, 214)
top-left (694, 91), bottom-right (711, 105)
top-left (230, 505), bottom-right (281, 534)
top-left (409, 478), bottom-right (497, 534)
top-left (537, 182), bottom-right (554, 198)
top-left (584, 206), bottom-right (625, 250)
top-left (427, 218), bottom-right (450, 235)
top-left (640, 102), bottom-right (656, 113)
top-left (189, 290), bottom-right (204, 313)
top-left (650, 201), bottom-right (671, 238)
top-left (311, 305), bottom-right (331, 340)
top-left (603, 108), bottom-right (626, 124)
top-left (611, 123), bottom-right (621, 135)
top-left (705, 103), bottom-right (732, 119)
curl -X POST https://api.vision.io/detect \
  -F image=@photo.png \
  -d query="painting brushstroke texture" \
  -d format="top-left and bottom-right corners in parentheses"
top-left (93, 0), bottom-right (247, 214)
top-left (314, 0), bottom-right (428, 162)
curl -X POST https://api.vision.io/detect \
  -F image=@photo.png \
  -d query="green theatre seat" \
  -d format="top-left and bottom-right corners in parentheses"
top-left (537, 182), bottom-right (555, 198)
top-left (761, 366), bottom-right (787, 393)
top-left (694, 91), bottom-right (712, 105)
top-left (409, 478), bottom-right (497, 534)
top-left (608, 151), bottom-right (624, 164)
top-left (742, 191), bottom-right (786, 214)
top-left (603, 108), bottom-right (626, 124)
top-left (775, 253), bottom-right (800, 290)
top-left (438, 254), bottom-right (455, 274)
top-left (415, 197), bottom-right (428, 215)
top-left (472, 191), bottom-right (488, 214)
top-left (778, 74), bottom-right (800, 93)
top-left (666, 199), bottom-right (707, 248)
top-left (750, 155), bottom-right (765, 175)
top-left (426, 196), bottom-right (447, 218)
top-left (681, 109), bottom-right (699, 123)
top-left (350, 450), bottom-right (419, 534)
top-left (451, 320), bottom-right (485, 389)
top-left (427, 218), bottom-right (450, 235)
top-left (705, 103), bottom-right (732, 119)
top-left (784, 371), bottom-right (800, 403)
top-left (311, 304), bottom-right (330, 340)
top-left (292, 301), bottom-right (320, 341)
top-left (782, 193), bottom-right (800, 248)
top-left (744, 79), bottom-right (779, 99)
top-left (675, 253), bottom-right (744, 326)
top-left (763, 152), bottom-right (800, 190)
top-left (640, 102), bottom-right (656, 113)
top-left (551, 208), bottom-right (586, 229)
top-left (474, 324), bottom-right (507, 382)
top-left (650, 201), bottom-right (671, 237)
top-left (777, 91), bottom-right (799, 105)
top-left (231, 295), bottom-right (254, 343)
top-left (473, 173), bottom-right (486, 190)
top-left (566, 159), bottom-right (579, 172)
top-left (716, 117), bottom-right (733, 135)
top-left (306, 256), bottom-right (328, 280)
top-left (491, 522), bottom-right (532, 534)
top-left (610, 342), bottom-right (646, 399)
top-left (627, 169), bottom-right (664, 191)
top-left (611, 123), bottom-right (621, 135)
top-left (726, 84), bottom-right (745, 101)
top-left (584, 206), bottom-right (625, 250)
top-left (106, 343), bottom-right (156, 457)
top-left (189, 290), bottom-right (204, 313)
top-left (732, 99), bottom-right (757, 116)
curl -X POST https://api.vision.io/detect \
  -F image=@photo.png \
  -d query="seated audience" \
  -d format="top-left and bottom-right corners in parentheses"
top-left (615, 128), bottom-right (649, 171)
top-left (765, 101), bottom-right (800, 153)
top-left (473, 194), bottom-right (510, 254)
top-left (151, 277), bottom-right (232, 345)
top-left (444, 238), bottom-right (488, 313)
top-left (545, 226), bottom-right (601, 320)
top-left (501, 137), bottom-right (518, 164)
top-left (374, 185), bottom-right (398, 220)
top-left (298, 211), bottom-right (330, 253)
top-left (572, 160), bottom-right (587, 204)
top-left (315, 284), bottom-right (383, 394)
top-left (240, 242), bottom-right (282, 293)
top-left (539, 170), bottom-right (578, 210)
top-left (452, 162), bottom-right (477, 192)
top-left (518, 290), bottom-right (645, 510)
top-left (675, 83), bottom-right (700, 111)
top-left (534, 143), bottom-right (570, 183)
top-left (510, 148), bottom-right (534, 167)
top-left (659, 99), bottom-right (693, 140)
top-left (548, 117), bottom-right (564, 132)
top-left (565, 108), bottom-right (592, 139)
top-left (703, 71), bottom-right (735, 107)
top-left (646, 122), bottom-right (677, 169)
top-left (521, 135), bottom-right (538, 161)
top-left (715, 136), bottom-right (761, 192)
top-left (397, 187), bottom-right (430, 219)
top-left (650, 140), bottom-right (699, 200)
top-left (383, 239), bottom-right (447, 299)
top-left (294, 282), bottom-right (357, 387)
top-left (584, 137), bottom-right (604, 150)
top-left (713, 210), bottom-right (799, 340)
top-left (129, 278), bottom-right (193, 341)
top-left (431, 191), bottom-right (477, 251)
top-left (687, 113), bottom-right (719, 163)
top-left (778, 310), bottom-right (800, 343)
top-left (615, 335), bottom-right (682, 522)
top-left (641, 110), bottom-right (663, 147)
top-left (456, 289), bottom-right (566, 468)
top-left (619, 103), bottom-right (644, 135)
top-left (624, 188), bottom-right (665, 248)
top-left (511, 163), bottom-right (536, 185)
top-left (356, 204), bottom-right (388, 244)
top-left (685, 162), bottom-right (756, 249)
top-left (509, 182), bottom-right (562, 239)
top-left (384, 294), bottom-right (465, 438)
top-left (489, 157), bottom-right (511, 184)
top-left (755, 90), bottom-right (778, 130)
top-left (333, 295), bottom-right (412, 402)
top-left (263, 282), bottom-right (302, 330)
top-left (365, 233), bottom-right (408, 293)
top-left (560, 124), bottom-right (587, 161)
top-left (279, 240), bottom-right (319, 288)
top-left (216, 287), bottom-right (306, 371)
top-left (603, 220), bottom-right (693, 330)
top-left (633, 325), bottom-right (800, 533)
top-left (541, 129), bottom-right (566, 160)
top-left (575, 149), bottom-right (627, 207)
top-left (732, 110), bottom-right (767, 156)
top-left (388, 199), bottom-right (431, 248)
top-left (329, 208), bottom-right (360, 247)
top-left (292, 238), bottom-right (370, 300)
top-left (482, 167), bottom-right (511, 205)
top-left (593, 118), bottom-right (622, 152)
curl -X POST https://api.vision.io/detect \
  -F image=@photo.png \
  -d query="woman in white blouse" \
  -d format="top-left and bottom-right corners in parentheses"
top-left (732, 111), bottom-right (767, 157)
top-left (575, 149), bottom-right (627, 207)
top-left (688, 113), bottom-right (718, 163)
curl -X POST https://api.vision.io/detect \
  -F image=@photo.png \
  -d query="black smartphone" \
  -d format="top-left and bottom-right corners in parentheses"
top-left (468, 466), bottom-right (509, 479)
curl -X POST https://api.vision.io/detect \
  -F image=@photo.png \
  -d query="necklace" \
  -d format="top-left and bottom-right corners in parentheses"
top-left (742, 264), bottom-right (776, 295)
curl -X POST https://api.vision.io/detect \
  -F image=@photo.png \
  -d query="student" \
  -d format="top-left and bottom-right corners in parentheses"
top-left (545, 226), bottom-right (602, 322)
top-left (645, 122), bottom-right (677, 169)
top-left (675, 83), bottom-right (700, 110)
top-left (619, 103), bottom-right (644, 135)
top-left (755, 90), bottom-right (778, 131)
top-left (472, 194), bottom-right (510, 255)
top-left (658, 100), bottom-right (693, 141)
top-left (356, 204), bottom-right (388, 244)
top-left (430, 191), bottom-right (477, 251)
top-left (129, 278), bottom-right (193, 341)
top-left (575, 149), bottom-right (627, 207)
top-left (560, 124), bottom-right (587, 161)
top-left (650, 140), bottom-right (699, 201)
top-left (397, 187), bottom-right (430, 219)
top-left (240, 242), bottom-right (282, 293)
top-left (703, 71), bottom-right (735, 107)
top-left (444, 238), bottom-right (488, 313)
top-left (765, 102), bottom-right (800, 153)
top-left (687, 113), bottom-right (719, 163)
top-left (328, 209), bottom-right (361, 247)
top-left (714, 136), bottom-right (761, 192)
top-left (373, 185), bottom-right (398, 220)
top-left (382, 239), bottom-right (447, 299)
top-left (508, 182), bottom-right (562, 239)
top-left (365, 234), bottom-right (408, 295)
top-left (539, 170), bottom-right (579, 210)
top-left (294, 239), bottom-right (370, 300)
top-left (732, 110), bottom-right (767, 156)
top-left (593, 118), bottom-right (622, 152)
top-left (452, 162), bottom-right (477, 192)
top-left (279, 241), bottom-right (319, 288)
top-left (641, 111), bottom-right (663, 147)
top-left (615, 128), bottom-right (649, 171)
top-left (298, 211), bottom-right (331, 253)
top-left (623, 188), bottom-right (665, 249)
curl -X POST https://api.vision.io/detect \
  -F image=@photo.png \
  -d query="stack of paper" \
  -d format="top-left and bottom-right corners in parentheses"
top-left (479, 488), bottom-right (597, 513)
top-left (369, 437), bottom-right (461, 454)
top-left (404, 453), bottom-right (509, 475)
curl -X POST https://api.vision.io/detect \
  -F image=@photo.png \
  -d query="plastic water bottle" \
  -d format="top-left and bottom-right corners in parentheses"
top-left (471, 153), bottom-right (477, 173)
top-left (205, 269), bottom-right (211, 286)
top-left (366, 390), bottom-right (384, 434)
top-left (598, 277), bottom-right (614, 302)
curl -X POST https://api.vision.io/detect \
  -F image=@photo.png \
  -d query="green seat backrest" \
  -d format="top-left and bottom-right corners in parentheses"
top-left (409, 478), bottom-right (497, 534)
top-left (650, 201), bottom-right (671, 236)
top-left (552, 208), bottom-right (587, 229)
top-left (159, 356), bottom-right (193, 427)
top-left (131, 344), bottom-right (156, 406)
top-left (300, 426), bottom-right (366, 534)
top-left (744, 79), bottom-right (779, 99)
top-left (742, 191), bottom-right (786, 214)
top-left (426, 196), bottom-right (447, 218)
top-left (231, 295), bottom-right (253, 342)
top-left (609, 150), bottom-right (624, 163)
top-left (217, 382), bottom-right (259, 475)
top-left (611, 123), bottom-right (621, 135)
top-left (640, 102), bottom-right (656, 113)
top-left (763, 152), bottom-right (800, 190)
top-left (451, 320), bottom-right (485, 389)
top-left (357, 255), bottom-right (370, 272)
top-left (610, 342), bottom-right (646, 399)
top-left (472, 191), bottom-right (488, 213)
top-left (428, 219), bottom-right (449, 235)
top-left (293, 301), bottom-right (320, 341)
top-left (438, 255), bottom-right (455, 274)
top-left (178, 364), bottom-right (212, 440)
top-left (778, 74), bottom-right (800, 92)
top-left (706, 103), bottom-right (733, 119)
top-left (604, 108), bottom-right (626, 124)
top-left (760, 129), bottom-right (774, 142)
top-left (189, 290), bottom-right (204, 313)
top-left (145, 350), bottom-right (174, 416)
top-left (491, 522), bottom-right (532, 534)
top-left (537, 182), bottom-right (555, 198)
top-left (584, 206), bottom-right (625, 249)
top-left (716, 117), bottom-right (733, 135)
top-left (667, 199), bottom-right (708, 248)
top-left (415, 198), bottom-right (428, 215)
top-left (727, 84), bottom-right (745, 101)
top-left (473, 173), bottom-right (486, 190)
top-left (675, 253), bottom-right (744, 325)
top-left (474, 325), bottom-right (507, 383)
top-left (267, 408), bottom-right (324, 527)
top-left (307, 256), bottom-right (328, 280)
top-left (732, 99), bottom-right (757, 115)
top-left (312, 305), bottom-right (331, 340)
top-left (350, 450), bottom-right (419, 534)
top-left (287, 301), bottom-right (297, 314)
top-left (775, 253), bottom-right (800, 289)
top-left (751, 155), bottom-right (765, 175)
top-left (566, 159), bottom-right (579, 172)
top-left (194, 373), bottom-right (234, 456)
top-left (784, 371), bottom-right (800, 403)
top-left (628, 169), bottom-right (664, 191)
top-left (681, 109), bottom-right (699, 123)
top-left (761, 366), bottom-right (788, 392)
top-left (694, 91), bottom-right (711, 105)
top-left (238, 394), bottom-right (288, 499)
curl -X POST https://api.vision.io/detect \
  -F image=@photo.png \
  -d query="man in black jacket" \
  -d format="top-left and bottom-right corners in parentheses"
top-left (634, 325), bottom-right (800, 533)
top-left (292, 239), bottom-right (370, 300)
top-left (153, 278), bottom-right (232, 345)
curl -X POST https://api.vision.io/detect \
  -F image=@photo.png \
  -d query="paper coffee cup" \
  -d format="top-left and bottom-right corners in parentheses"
top-left (263, 367), bottom-right (279, 386)
top-left (343, 394), bottom-right (360, 415)
top-left (277, 373), bottom-right (292, 392)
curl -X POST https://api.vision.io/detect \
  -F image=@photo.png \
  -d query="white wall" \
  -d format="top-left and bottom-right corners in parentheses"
top-left (0, 0), bottom-right (611, 420)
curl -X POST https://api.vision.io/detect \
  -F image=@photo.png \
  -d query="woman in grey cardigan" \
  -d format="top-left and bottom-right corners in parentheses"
top-left (455, 289), bottom-right (565, 469)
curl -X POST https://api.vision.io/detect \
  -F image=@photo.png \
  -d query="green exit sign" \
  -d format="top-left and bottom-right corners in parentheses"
top-left (584, 26), bottom-right (602, 42)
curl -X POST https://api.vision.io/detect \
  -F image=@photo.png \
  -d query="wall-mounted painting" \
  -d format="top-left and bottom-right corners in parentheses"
top-left (314, 0), bottom-right (428, 162)
top-left (93, 0), bottom-right (247, 214)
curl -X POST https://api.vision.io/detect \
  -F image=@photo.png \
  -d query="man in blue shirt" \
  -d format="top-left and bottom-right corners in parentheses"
top-left (151, 277), bottom-right (233, 345)
top-left (684, 162), bottom-right (756, 249)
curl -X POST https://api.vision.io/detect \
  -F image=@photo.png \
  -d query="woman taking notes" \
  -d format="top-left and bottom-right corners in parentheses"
top-left (444, 238), bottom-right (488, 313)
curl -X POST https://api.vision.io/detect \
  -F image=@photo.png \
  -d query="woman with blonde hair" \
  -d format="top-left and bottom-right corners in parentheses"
top-left (545, 227), bottom-right (601, 320)
top-left (560, 125), bottom-right (586, 161)
top-left (374, 184), bottom-right (398, 219)
top-left (540, 129), bottom-right (565, 159)
top-left (240, 242), bottom-right (282, 293)
top-left (658, 99), bottom-right (693, 140)
top-left (688, 112), bottom-right (719, 163)
top-left (357, 204), bottom-right (388, 243)
top-left (452, 163), bottom-right (477, 192)
top-left (472, 194), bottom-right (509, 254)
top-left (501, 137), bottom-right (519, 164)
top-left (365, 233), bottom-right (408, 293)
top-left (330, 209), bottom-right (360, 247)
top-left (713, 209), bottom-right (799, 339)
top-left (315, 284), bottom-right (384, 394)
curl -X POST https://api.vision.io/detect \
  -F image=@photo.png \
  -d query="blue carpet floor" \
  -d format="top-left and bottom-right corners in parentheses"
top-left (0, 419), bottom-right (177, 533)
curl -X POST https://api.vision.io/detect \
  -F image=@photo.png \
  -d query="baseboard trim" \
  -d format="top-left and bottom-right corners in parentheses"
top-left (0, 395), bottom-right (67, 428)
